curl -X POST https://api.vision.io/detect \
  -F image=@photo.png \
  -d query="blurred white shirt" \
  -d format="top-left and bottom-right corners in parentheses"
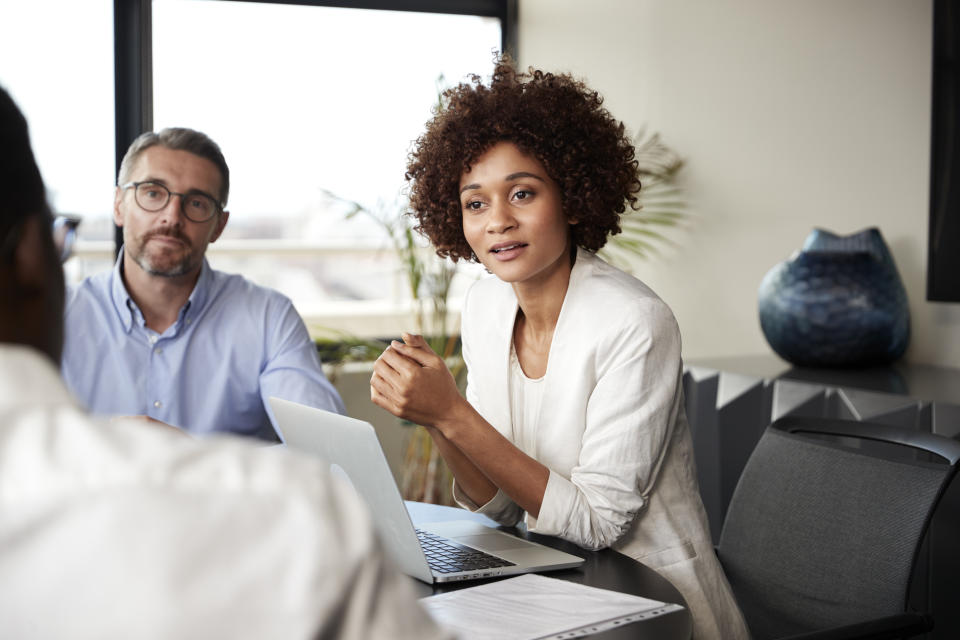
top-left (0, 344), bottom-right (449, 640)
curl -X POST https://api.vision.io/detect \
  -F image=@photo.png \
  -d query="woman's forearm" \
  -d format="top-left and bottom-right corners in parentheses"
top-left (435, 401), bottom-right (550, 519)
top-left (370, 336), bottom-right (549, 517)
top-left (424, 425), bottom-right (497, 506)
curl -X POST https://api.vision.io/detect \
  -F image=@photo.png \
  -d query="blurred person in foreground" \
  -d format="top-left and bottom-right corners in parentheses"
top-left (60, 126), bottom-right (342, 441)
top-left (0, 84), bottom-right (447, 640)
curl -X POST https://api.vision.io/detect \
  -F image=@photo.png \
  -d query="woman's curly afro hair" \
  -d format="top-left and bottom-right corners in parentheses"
top-left (405, 57), bottom-right (641, 262)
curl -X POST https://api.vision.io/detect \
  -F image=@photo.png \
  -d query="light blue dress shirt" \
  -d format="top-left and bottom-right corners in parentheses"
top-left (61, 250), bottom-right (345, 441)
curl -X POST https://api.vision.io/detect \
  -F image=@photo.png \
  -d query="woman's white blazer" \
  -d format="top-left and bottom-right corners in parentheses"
top-left (456, 248), bottom-right (749, 639)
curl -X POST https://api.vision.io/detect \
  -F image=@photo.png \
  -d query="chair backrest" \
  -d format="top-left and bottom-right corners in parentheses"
top-left (717, 415), bottom-right (960, 639)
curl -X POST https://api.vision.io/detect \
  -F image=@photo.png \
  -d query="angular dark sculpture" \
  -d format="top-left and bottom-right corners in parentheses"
top-left (757, 228), bottom-right (910, 367)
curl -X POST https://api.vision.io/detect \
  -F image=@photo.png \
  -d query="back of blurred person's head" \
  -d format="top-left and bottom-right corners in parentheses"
top-left (0, 87), bottom-right (47, 228)
top-left (0, 86), bottom-right (64, 363)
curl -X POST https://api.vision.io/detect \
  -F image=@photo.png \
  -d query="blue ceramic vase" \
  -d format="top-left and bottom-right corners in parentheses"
top-left (757, 228), bottom-right (910, 367)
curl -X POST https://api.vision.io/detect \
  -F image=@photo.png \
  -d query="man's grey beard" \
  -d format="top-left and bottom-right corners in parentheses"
top-left (133, 248), bottom-right (199, 278)
top-left (129, 228), bottom-right (199, 278)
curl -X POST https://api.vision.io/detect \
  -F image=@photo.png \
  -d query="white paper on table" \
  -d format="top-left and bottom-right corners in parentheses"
top-left (419, 573), bottom-right (685, 640)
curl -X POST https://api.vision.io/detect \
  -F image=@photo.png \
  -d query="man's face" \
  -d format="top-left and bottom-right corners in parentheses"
top-left (114, 146), bottom-right (228, 280)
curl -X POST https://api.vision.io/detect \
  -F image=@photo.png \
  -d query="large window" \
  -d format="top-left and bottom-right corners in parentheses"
top-left (0, 0), bottom-right (115, 288)
top-left (150, 0), bottom-right (501, 336)
top-left (3, 0), bottom-right (511, 339)
top-left (137, 0), bottom-right (507, 337)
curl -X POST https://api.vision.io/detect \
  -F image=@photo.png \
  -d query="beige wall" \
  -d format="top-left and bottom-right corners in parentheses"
top-left (518, 0), bottom-right (960, 367)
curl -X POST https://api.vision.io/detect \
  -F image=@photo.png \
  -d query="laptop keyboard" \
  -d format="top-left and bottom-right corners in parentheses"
top-left (416, 528), bottom-right (517, 574)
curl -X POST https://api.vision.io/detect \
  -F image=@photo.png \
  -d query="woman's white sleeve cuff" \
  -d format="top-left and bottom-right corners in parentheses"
top-left (528, 469), bottom-right (575, 536)
top-left (452, 481), bottom-right (522, 526)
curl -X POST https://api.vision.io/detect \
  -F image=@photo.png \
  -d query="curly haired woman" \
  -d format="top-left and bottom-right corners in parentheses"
top-left (371, 57), bottom-right (748, 639)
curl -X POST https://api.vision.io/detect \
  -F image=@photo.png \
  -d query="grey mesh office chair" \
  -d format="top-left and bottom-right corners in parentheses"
top-left (717, 415), bottom-right (960, 640)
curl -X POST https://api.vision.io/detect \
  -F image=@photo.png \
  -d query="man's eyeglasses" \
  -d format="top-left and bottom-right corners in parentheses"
top-left (120, 181), bottom-right (222, 223)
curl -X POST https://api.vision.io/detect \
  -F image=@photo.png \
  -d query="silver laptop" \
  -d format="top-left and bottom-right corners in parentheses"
top-left (269, 397), bottom-right (584, 584)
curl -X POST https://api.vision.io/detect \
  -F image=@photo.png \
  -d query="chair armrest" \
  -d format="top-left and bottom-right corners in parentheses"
top-left (781, 612), bottom-right (933, 640)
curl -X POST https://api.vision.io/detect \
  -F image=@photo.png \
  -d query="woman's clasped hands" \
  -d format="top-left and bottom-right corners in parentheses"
top-left (370, 333), bottom-right (466, 430)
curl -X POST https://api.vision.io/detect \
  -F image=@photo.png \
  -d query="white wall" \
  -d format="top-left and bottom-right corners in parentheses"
top-left (518, 0), bottom-right (960, 368)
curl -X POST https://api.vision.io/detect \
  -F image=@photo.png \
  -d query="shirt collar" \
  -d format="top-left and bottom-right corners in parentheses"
top-left (108, 247), bottom-right (213, 333)
top-left (187, 257), bottom-right (212, 319)
top-left (109, 247), bottom-right (135, 333)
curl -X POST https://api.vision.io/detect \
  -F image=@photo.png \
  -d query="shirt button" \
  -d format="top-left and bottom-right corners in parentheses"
top-left (154, 348), bottom-right (163, 355)
top-left (154, 401), bottom-right (162, 408)
top-left (185, 318), bottom-right (192, 325)
top-left (148, 335), bottom-right (158, 345)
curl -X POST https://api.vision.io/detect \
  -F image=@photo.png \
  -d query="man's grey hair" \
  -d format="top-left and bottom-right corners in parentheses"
top-left (117, 127), bottom-right (230, 206)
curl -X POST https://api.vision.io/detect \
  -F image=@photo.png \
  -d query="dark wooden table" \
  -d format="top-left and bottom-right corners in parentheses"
top-left (407, 501), bottom-right (692, 640)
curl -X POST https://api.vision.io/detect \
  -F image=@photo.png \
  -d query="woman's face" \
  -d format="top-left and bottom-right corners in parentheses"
top-left (459, 142), bottom-right (573, 287)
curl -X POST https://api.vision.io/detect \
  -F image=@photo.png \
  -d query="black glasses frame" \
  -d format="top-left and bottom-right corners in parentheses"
top-left (120, 181), bottom-right (223, 223)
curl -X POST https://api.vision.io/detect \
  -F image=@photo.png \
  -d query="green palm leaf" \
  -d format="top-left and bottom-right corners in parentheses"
top-left (599, 128), bottom-right (687, 269)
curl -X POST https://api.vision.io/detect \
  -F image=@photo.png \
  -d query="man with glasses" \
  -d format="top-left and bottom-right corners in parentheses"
top-left (60, 127), bottom-right (344, 441)
top-left (0, 86), bottom-right (448, 639)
